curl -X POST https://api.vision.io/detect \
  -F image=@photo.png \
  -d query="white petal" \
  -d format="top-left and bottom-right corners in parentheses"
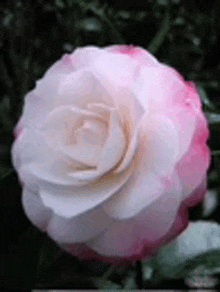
top-left (87, 102), bottom-right (142, 174)
top-left (103, 113), bottom-right (180, 219)
top-left (115, 122), bottom-right (140, 173)
top-left (91, 52), bottom-right (145, 172)
top-left (93, 52), bottom-right (138, 88)
top-left (34, 53), bottom-right (75, 98)
top-left (133, 65), bottom-right (186, 112)
top-left (38, 163), bottom-right (133, 218)
top-left (87, 172), bottom-right (182, 257)
top-left (98, 110), bottom-right (126, 172)
top-left (19, 53), bottom-right (76, 129)
top-left (70, 46), bottom-right (106, 70)
top-left (12, 128), bottom-right (52, 172)
top-left (20, 93), bottom-right (50, 129)
top-left (86, 219), bottom-right (141, 257)
top-left (22, 188), bottom-right (52, 231)
top-left (40, 105), bottom-right (108, 167)
top-left (104, 45), bottom-right (160, 67)
top-left (14, 128), bottom-right (90, 187)
top-left (133, 171), bottom-right (183, 241)
top-left (163, 106), bottom-right (197, 160)
top-left (19, 161), bottom-right (89, 188)
top-left (46, 205), bottom-right (115, 243)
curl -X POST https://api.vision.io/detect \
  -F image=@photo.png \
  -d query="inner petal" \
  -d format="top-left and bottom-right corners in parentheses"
top-left (61, 118), bottom-right (108, 167)
top-left (40, 105), bottom-right (105, 150)
top-left (75, 119), bottom-right (107, 146)
top-left (97, 110), bottom-right (127, 173)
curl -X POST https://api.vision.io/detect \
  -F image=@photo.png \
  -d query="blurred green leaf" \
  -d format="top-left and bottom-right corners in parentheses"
top-left (148, 1), bottom-right (171, 54)
top-left (152, 221), bottom-right (220, 279)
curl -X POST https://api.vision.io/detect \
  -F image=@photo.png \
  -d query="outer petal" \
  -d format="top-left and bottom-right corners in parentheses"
top-left (134, 73), bottom-right (204, 163)
top-left (183, 178), bottom-right (207, 207)
top-left (12, 128), bottom-right (89, 187)
top-left (21, 69), bottom-right (114, 130)
top-left (20, 53), bottom-right (75, 127)
top-left (69, 46), bottom-right (105, 70)
top-left (18, 92), bottom-right (49, 130)
top-left (65, 175), bottom-right (204, 265)
top-left (161, 105), bottom-right (197, 162)
top-left (57, 69), bottom-right (115, 109)
top-left (22, 188), bottom-right (116, 244)
top-left (176, 111), bottom-right (210, 199)
top-left (104, 45), bottom-right (160, 67)
top-left (60, 196), bottom-right (189, 266)
top-left (46, 204), bottom-right (115, 243)
top-left (22, 188), bottom-right (52, 231)
top-left (86, 171), bottom-right (182, 257)
top-left (133, 65), bottom-right (186, 112)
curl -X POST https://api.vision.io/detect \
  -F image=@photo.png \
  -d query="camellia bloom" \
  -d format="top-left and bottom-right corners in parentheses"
top-left (11, 45), bottom-right (211, 265)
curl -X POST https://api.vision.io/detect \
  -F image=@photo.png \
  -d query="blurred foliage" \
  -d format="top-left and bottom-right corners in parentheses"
top-left (1, 0), bottom-right (220, 290)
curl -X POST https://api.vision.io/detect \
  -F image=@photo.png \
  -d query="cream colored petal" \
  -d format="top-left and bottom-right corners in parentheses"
top-left (114, 122), bottom-right (140, 174)
top-left (91, 52), bottom-right (146, 140)
top-left (98, 110), bottom-right (126, 173)
top-left (19, 161), bottom-right (90, 189)
top-left (64, 119), bottom-right (107, 167)
top-left (14, 128), bottom-right (91, 187)
top-left (38, 163), bottom-right (133, 218)
top-left (40, 105), bottom-right (108, 166)
top-left (90, 53), bottom-right (146, 175)
top-left (103, 113), bottom-right (180, 219)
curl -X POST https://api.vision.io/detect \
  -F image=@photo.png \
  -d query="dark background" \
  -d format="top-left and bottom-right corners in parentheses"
top-left (1, 0), bottom-right (220, 290)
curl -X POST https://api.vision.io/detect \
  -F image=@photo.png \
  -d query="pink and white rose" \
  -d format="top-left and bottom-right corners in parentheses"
top-left (11, 45), bottom-right (211, 265)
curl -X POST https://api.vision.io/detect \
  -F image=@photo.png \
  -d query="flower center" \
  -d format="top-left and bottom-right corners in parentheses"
top-left (74, 119), bottom-right (108, 146)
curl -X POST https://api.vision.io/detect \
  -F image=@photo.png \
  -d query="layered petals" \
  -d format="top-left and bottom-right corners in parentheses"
top-left (103, 113), bottom-right (180, 219)
top-left (11, 45), bottom-right (210, 264)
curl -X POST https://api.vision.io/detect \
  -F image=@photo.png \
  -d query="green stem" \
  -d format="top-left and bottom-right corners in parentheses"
top-left (136, 260), bottom-right (143, 289)
top-left (148, 1), bottom-right (171, 54)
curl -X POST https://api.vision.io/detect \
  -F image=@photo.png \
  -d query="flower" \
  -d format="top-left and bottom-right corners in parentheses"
top-left (11, 45), bottom-right (211, 265)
